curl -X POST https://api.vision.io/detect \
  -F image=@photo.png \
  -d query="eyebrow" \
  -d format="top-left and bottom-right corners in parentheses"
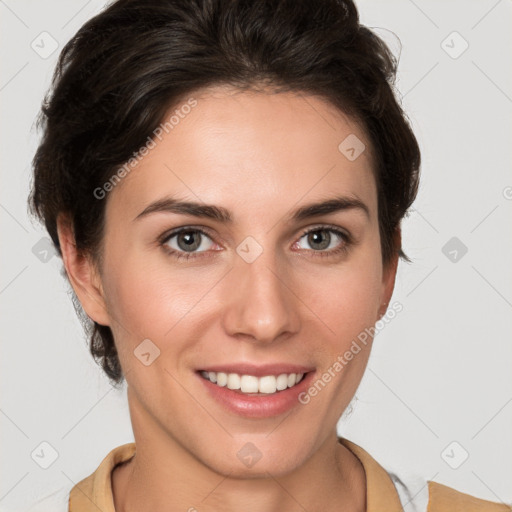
top-left (133, 195), bottom-right (370, 223)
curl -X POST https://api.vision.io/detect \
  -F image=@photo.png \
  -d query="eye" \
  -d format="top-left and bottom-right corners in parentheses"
top-left (159, 227), bottom-right (217, 260)
top-left (294, 226), bottom-right (351, 257)
top-left (158, 224), bottom-right (352, 262)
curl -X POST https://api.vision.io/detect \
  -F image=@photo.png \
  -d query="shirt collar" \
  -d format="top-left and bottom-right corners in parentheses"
top-left (338, 437), bottom-right (405, 512)
top-left (69, 442), bottom-right (135, 512)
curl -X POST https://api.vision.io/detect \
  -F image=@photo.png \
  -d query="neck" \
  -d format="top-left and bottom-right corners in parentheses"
top-left (112, 393), bottom-right (366, 512)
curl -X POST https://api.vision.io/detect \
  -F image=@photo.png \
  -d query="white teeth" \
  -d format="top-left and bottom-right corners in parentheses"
top-left (216, 372), bottom-right (228, 387)
top-left (200, 370), bottom-right (306, 394)
top-left (276, 373), bottom-right (289, 390)
top-left (259, 375), bottom-right (276, 393)
top-left (227, 373), bottom-right (241, 390)
top-left (240, 375), bottom-right (259, 393)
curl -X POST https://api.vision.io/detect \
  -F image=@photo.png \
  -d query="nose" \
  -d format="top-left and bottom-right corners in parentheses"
top-left (221, 247), bottom-right (300, 345)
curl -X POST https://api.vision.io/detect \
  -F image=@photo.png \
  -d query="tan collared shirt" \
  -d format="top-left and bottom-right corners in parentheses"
top-left (33, 437), bottom-right (510, 511)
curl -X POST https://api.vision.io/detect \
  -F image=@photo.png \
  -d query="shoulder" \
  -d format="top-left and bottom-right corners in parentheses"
top-left (427, 481), bottom-right (512, 512)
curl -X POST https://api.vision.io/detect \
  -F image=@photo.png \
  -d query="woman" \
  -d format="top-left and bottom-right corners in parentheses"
top-left (28, 0), bottom-right (510, 510)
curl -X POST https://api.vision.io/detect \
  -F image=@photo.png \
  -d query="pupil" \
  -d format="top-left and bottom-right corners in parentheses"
top-left (310, 230), bottom-right (329, 250)
top-left (179, 231), bottom-right (199, 251)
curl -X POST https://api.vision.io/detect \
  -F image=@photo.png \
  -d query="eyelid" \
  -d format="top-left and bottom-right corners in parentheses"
top-left (298, 223), bottom-right (351, 240)
top-left (158, 225), bottom-right (218, 245)
top-left (159, 223), bottom-right (351, 242)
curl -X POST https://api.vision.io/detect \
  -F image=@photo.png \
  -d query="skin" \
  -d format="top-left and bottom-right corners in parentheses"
top-left (57, 84), bottom-right (399, 512)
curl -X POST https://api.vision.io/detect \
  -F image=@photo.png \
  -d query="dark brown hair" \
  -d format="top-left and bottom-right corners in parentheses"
top-left (28, 0), bottom-right (421, 386)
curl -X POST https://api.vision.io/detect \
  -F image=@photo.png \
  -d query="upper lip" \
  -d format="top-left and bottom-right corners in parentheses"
top-left (198, 363), bottom-right (315, 377)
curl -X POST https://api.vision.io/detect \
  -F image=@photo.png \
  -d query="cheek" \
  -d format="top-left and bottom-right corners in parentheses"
top-left (305, 258), bottom-right (382, 346)
top-left (101, 246), bottom-right (223, 345)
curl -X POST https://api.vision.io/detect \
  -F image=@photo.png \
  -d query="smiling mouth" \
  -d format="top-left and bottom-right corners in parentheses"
top-left (199, 370), bottom-right (307, 395)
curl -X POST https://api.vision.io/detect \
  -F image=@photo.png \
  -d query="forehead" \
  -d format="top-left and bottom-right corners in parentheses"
top-left (106, 85), bottom-right (377, 222)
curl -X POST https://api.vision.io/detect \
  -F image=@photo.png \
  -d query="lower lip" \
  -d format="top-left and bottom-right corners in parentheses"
top-left (196, 371), bottom-right (315, 419)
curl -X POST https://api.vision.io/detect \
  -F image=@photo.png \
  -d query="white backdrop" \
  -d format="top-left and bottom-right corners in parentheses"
top-left (1, 0), bottom-right (511, 510)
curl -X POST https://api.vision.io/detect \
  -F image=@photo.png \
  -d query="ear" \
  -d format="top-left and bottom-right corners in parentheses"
top-left (56, 213), bottom-right (110, 326)
top-left (378, 227), bottom-right (401, 319)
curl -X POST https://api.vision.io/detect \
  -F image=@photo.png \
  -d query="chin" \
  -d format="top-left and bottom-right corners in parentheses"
top-left (197, 434), bottom-right (314, 479)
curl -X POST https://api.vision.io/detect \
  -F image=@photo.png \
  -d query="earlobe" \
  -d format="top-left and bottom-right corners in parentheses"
top-left (378, 302), bottom-right (389, 320)
top-left (56, 213), bottom-right (110, 326)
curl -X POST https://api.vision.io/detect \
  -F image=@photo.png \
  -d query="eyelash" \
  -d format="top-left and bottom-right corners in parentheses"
top-left (158, 224), bottom-right (353, 261)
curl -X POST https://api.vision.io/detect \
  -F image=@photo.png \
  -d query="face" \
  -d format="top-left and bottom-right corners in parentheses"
top-left (69, 85), bottom-right (397, 477)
